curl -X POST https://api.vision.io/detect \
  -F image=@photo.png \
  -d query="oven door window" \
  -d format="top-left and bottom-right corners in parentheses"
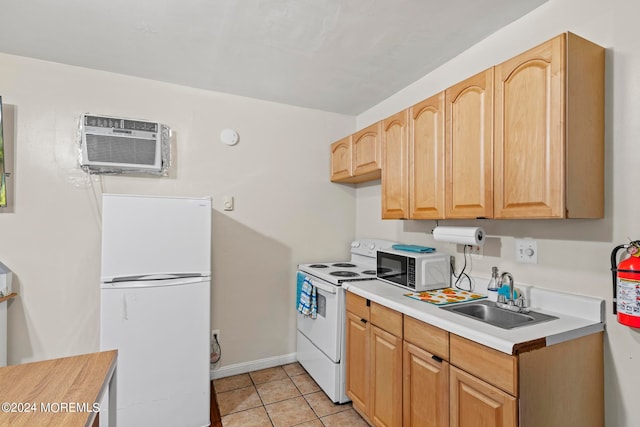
top-left (377, 252), bottom-right (407, 286)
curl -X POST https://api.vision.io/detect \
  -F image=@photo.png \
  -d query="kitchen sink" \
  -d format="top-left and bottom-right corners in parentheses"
top-left (440, 300), bottom-right (558, 329)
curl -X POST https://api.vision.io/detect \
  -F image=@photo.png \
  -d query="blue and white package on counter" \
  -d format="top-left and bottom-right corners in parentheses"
top-left (391, 244), bottom-right (436, 253)
top-left (0, 261), bottom-right (12, 297)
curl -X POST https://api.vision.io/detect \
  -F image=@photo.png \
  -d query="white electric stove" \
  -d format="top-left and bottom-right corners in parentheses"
top-left (296, 238), bottom-right (398, 403)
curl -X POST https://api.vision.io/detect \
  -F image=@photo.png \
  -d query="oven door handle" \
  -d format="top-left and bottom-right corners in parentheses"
top-left (309, 278), bottom-right (337, 294)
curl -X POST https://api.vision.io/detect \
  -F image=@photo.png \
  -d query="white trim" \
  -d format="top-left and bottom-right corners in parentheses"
top-left (0, 302), bottom-right (7, 367)
top-left (210, 352), bottom-right (298, 380)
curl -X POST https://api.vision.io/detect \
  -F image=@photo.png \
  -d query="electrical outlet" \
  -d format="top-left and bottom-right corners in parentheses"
top-left (468, 245), bottom-right (483, 258)
top-left (459, 244), bottom-right (483, 258)
top-left (210, 329), bottom-right (221, 366)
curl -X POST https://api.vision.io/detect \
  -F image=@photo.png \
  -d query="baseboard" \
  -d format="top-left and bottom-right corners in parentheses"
top-left (210, 352), bottom-right (297, 380)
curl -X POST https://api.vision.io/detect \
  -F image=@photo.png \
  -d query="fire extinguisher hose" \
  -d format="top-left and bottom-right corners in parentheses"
top-left (610, 244), bottom-right (628, 315)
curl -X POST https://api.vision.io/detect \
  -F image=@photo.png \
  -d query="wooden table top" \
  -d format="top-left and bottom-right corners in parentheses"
top-left (0, 350), bottom-right (117, 426)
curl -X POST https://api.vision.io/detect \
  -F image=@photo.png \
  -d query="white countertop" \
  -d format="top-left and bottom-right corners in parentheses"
top-left (343, 279), bottom-right (605, 355)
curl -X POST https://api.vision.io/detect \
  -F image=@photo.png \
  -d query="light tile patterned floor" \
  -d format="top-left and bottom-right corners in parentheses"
top-left (214, 362), bottom-right (370, 427)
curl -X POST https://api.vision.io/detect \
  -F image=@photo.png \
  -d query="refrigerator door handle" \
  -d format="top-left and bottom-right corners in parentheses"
top-left (112, 273), bottom-right (205, 282)
top-left (102, 276), bottom-right (210, 289)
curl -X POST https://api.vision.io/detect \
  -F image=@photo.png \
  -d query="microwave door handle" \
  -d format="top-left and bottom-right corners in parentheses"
top-left (309, 279), bottom-right (337, 294)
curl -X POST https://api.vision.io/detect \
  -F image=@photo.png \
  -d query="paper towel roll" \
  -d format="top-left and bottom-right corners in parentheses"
top-left (432, 226), bottom-right (485, 246)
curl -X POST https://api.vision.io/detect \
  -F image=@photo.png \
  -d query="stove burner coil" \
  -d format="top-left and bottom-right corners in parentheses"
top-left (308, 264), bottom-right (328, 268)
top-left (330, 271), bottom-right (359, 277)
top-left (332, 263), bottom-right (357, 268)
top-left (361, 270), bottom-right (377, 275)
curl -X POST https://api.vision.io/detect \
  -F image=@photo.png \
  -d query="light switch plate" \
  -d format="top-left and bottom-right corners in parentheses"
top-left (515, 239), bottom-right (537, 264)
top-left (223, 196), bottom-right (234, 211)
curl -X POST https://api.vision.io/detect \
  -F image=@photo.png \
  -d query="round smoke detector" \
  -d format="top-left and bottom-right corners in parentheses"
top-left (220, 129), bottom-right (239, 146)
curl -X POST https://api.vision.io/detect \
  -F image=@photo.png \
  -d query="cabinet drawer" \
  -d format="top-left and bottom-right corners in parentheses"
top-left (346, 292), bottom-right (370, 321)
top-left (404, 315), bottom-right (449, 360)
top-left (450, 334), bottom-right (518, 396)
top-left (370, 302), bottom-right (403, 337)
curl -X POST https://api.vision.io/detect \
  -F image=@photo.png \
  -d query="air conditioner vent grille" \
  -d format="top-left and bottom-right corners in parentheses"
top-left (86, 134), bottom-right (156, 165)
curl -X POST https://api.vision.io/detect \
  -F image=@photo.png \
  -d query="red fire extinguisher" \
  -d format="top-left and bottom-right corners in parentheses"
top-left (611, 240), bottom-right (640, 328)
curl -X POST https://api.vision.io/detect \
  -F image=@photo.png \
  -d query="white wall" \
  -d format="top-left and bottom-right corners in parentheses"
top-left (0, 53), bottom-right (357, 367)
top-left (354, 0), bottom-right (639, 425)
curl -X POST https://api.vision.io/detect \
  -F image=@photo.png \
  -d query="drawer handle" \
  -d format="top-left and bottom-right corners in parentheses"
top-left (431, 355), bottom-right (443, 363)
top-left (360, 318), bottom-right (368, 324)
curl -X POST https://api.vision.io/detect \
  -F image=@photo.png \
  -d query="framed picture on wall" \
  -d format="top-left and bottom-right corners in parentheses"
top-left (0, 96), bottom-right (5, 207)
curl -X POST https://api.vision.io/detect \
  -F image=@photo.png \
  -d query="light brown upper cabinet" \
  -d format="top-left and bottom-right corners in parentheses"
top-left (445, 68), bottom-right (494, 219)
top-left (409, 92), bottom-right (446, 219)
top-left (382, 110), bottom-right (410, 219)
top-left (331, 32), bottom-right (604, 220)
top-left (330, 122), bottom-right (382, 183)
top-left (330, 136), bottom-right (352, 182)
top-left (493, 32), bottom-right (604, 218)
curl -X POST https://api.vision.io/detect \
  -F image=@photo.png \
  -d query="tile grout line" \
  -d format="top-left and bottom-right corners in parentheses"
top-left (248, 371), bottom-right (276, 427)
top-left (265, 367), bottom-right (318, 426)
top-left (217, 364), bottom-right (363, 427)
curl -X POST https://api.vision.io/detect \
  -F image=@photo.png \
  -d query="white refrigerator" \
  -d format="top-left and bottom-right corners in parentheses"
top-left (100, 194), bottom-right (212, 427)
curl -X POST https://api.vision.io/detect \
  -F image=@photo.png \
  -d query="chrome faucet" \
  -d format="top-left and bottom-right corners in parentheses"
top-left (500, 272), bottom-right (515, 302)
top-left (496, 271), bottom-right (529, 313)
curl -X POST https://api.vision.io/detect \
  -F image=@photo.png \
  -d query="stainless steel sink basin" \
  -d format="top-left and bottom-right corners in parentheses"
top-left (440, 300), bottom-right (558, 329)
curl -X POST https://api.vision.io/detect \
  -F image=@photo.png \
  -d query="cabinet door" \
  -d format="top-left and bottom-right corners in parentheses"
top-left (494, 34), bottom-right (564, 218)
top-left (450, 366), bottom-right (517, 427)
top-left (382, 110), bottom-right (410, 219)
top-left (371, 325), bottom-right (403, 427)
top-left (346, 311), bottom-right (370, 416)
top-left (353, 122), bottom-right (382, 176)
top-left (403, 341), bottom-right (449, 427)
top-left (445, 68), bottom-right (494, 218)
top-left (330, 136), bottom-right (352, 182)
top-left (409, 93), bottom-right (445, 219)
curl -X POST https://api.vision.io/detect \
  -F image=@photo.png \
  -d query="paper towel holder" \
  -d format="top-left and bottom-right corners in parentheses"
top-left (431, 224), bottom-right (486, 247)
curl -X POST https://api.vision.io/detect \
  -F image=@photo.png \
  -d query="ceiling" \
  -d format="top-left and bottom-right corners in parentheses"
top-left (0, 0), bottom-right (547, 115)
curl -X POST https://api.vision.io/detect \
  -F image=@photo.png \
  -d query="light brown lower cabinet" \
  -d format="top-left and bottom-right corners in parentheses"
top-left (345, 310), bottom-right (370, 415)
top-left (346, 292), bottom-right (604, 427)
top-left (370, 325), bottom-right (403, 427)
top-left (450, 366), bottom-right (516, 427)
top-left (449, 333), bottom-right (604, 427)
top-left (403, 341), bottom-right (449, 427)
top-left (346, 293), bottom-right (403, 427)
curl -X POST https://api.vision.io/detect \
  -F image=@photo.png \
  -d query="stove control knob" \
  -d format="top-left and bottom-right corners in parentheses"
top-left (369, 243), bottom-right (376, 250)
top-left (351, 241), bottom-right (361, 248)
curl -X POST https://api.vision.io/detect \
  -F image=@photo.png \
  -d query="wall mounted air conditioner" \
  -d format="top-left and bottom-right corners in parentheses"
top-left (79, 114), bottom-right (170, 175)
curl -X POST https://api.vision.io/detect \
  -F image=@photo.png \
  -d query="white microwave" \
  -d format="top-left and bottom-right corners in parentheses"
top-left (376, 249), bottom-right (451, 291)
